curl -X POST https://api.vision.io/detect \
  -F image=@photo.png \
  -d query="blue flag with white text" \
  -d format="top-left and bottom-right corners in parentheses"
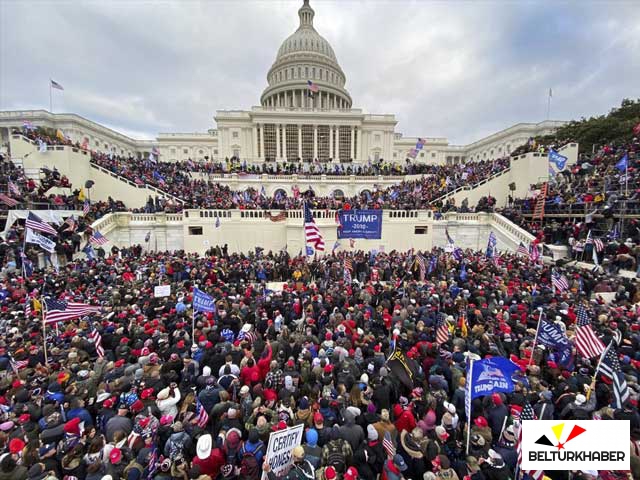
top-left (468, 357), bottom-right (520, 400)
top-left (616, 154), bottom-right (628, 172)
top-left (549, 149), bottom-right (568, 171)
top-left (193, 287), bottom-right (216, 313)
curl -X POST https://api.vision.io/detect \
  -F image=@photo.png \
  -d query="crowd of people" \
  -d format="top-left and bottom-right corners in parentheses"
top-left (0, 243), bottom-right (636, 480)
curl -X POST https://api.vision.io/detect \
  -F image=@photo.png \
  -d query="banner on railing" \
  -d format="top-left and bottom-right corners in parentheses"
top-left (337, 209), bottom-right (383, 239)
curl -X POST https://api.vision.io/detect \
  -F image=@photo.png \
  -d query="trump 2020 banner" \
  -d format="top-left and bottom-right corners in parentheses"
top-left (468, 357), bottom-right (520, 400)
top-left (338, 210), bottom-right (383, 239)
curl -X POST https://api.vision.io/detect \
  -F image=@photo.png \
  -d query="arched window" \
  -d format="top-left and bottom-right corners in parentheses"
top-left (312, 67), bottom-right (316, 78)
top-left (274, 188), bottom-right (287, 200)
top-left (332, 189), bottom-right (345, 199)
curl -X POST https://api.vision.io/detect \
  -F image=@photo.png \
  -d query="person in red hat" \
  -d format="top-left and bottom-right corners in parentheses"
top-left (487, 393), bottom-right (509, 441)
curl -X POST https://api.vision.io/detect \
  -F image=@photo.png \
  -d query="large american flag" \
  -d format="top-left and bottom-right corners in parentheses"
top-left (593, 238), bottom-right (604, 253)
top-left (26, 212), bottom-right (58, 236)
top-left (0, 193), bottom-right (18, 207)
top-left (597, 342), bottom-right (630, 408)
top-left (89, 231), bottom-right (109, 246)
top-left (516, 242), bottom-right (530, 257)
top-left (8, 181), bottom-right (21, 197)
top-left (416, 255), bottom-right (426, 281)
top-left (44, 298), bottom-right (101, 324)
top-left (575, 305), bottom-right (605, 359)
top-left (516, 403), bottom-right (544, 480)
top-left (83, 200), bottom-right (90, 215)
top-left (551, 269), bottom-right (569, 293)
top-left (89, 327), bottom-right (105, 358)
top-left (196, 397), bottom-right (209, 428)
top-left (529, 243), bottom-right (540, 262)
top-left (435, 313), bottom-right (449, 345)
top-left (303, 203), bottom-right (325, 251)
top-left (344, 257), bottom-right (353, 271)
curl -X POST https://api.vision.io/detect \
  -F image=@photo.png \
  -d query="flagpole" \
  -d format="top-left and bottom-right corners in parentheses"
top-left (588, 340), bottom-right (612, 400)
top-left (528, 307), bottom-right (544, 367)
top-left (546, 88), bottom-right (552, 120)
top-left (42, 301), bottom-right (48, 365)
top-left (49, 79), bottom-right (52, 113)
top-left (465, 358), bottom-right (474, 456)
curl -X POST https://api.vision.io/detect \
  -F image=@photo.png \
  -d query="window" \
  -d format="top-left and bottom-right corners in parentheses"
top-left (312, 67), bottom-right (316, 78)
top-left (432, 153), bottom-right (436, 158)
top-left (420, 152), bottom-right (425, 157)
top-left (286, 125), bottom-right (299, 160)
top-left (393, 152), bottom-right (397, 158)
top-left (104, 143), bottom-right (108, 149)
top-left (214, 149), bottom-right (218, 155)
top-left (305, 67), bottom-right (309, 77)
top-left (171, 148), bottom-right (176, 154)
top-left (332, 189), bottom-right (344, 199)
top-left (298, 67), bottom-right (301, 78)
top-left (183, 148), bottom-right (188, 154)
top-left (189, 226), bottom-right (203, 235)
top-left (414, 226), bottom-right (428, 235)
top-left (285, 70), bottom-right (288, 80)
top-left (199, 150), bottom-right (203, 154)
top-left (374, 134), bottom-right (381, 142)
top-left (263, 124), bottom-right (277, 160)
top-left (233, 149), bottom-right (240, 157)
top-left (301, 125), bottom-right (314, 161)
top-left (338, 126), bottom-right (351, 161)
top-left (232, 132), bottom-right (239, 138)
top-left (317, 125), bottom-right (330, 161)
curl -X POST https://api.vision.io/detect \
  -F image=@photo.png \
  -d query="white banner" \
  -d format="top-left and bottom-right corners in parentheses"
top-left (154, 285), bottom-right (171, 298)
top-left (521, 420), bottom-right (629, 471)
top-left (262, 424), bottom-right (304, 480)
top-left (26, 228), bottom-right (56, 253)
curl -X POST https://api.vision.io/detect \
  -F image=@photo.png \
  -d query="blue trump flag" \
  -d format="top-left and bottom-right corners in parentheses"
top-left (467, 357), bottom-right (520, 401)
top-left (548, 149), bottom-right (568, 171)
top-left (616, 154), bottom-right (628, 172)
top-left (537, 321), bottom-right (573, 368)
top-left (193, 287), bottom-right (216, 313)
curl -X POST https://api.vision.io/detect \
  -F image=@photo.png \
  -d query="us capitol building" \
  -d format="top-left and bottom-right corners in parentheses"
top-left (0, 0), bottom-right (565, 166)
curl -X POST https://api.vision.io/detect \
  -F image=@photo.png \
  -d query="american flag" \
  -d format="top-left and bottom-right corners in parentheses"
top-left (435, 313), bottom-right (449, 345)
top-left (516, 242), bottom-right (530, 257)
top-left (516, 403), bottom-right (544, 480)
top-left (25, 299), bottom-right (31, 318)
top-left (303, 203), bottom-right (325, 251)
top-left (0, 194), bottom-right (18, 207)
top-left (9, 355), bottom-right (28, 375)
top-left (307, 80), bottom-right (319, 93)
top-left (22, 120), bottom-right (35, 130)
top-left (343, 267), bottom-right (352, 284)
top-left (575, 305), bottom-right (605, 358)
top-left (83, 200), bottom-right (90, 215)
top-left (146, 446), bottom-right (159, 480)
top-left (89, 327), bottom-right (105, 358)
top-left (8, 181), bottom-right (21, 197)
top-left (597, 342), bottom-right (630, 408)
top-left (344, 258), bottom-right (353, 271)
top-left (62, 216), bottom-right (76, 232)
top-left (127, 427), bottom-right (141, 449)
top-left (196, 398), bottom-right (209, 428)
top-left (44, 298), bottom-right (101, 324)
top-left (416, 255), bottom-right (426, 281)
top-left (593, 238), bottom-right (604, 252)
top-left (382, 430), bottom-right (395, 458)
top-left (452, 247), bottom-right (464, 262)
top-left (50, 79), bottom-right (64, 90)
top-left (89, 231), bottom-right (109, 246)
top-left (551, 269), bottom-right (569, 293)
top-left (25, 212), bottom-right (58, 236)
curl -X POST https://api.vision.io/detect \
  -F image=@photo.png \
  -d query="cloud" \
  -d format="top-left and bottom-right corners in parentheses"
top-left (1, 0), bottom-right (639, 146)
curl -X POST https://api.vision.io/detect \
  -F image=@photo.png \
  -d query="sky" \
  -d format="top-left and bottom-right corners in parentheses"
top-left (1, 0), bottom-right (639, 145)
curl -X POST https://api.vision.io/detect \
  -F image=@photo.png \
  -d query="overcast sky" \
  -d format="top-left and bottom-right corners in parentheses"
top-left (1, 0), bottom-right (639, 144)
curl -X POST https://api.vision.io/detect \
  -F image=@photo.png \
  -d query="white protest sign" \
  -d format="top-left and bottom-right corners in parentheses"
top-left (154, 285), bottom-right (171, 298)
top-left (263, 424), bottom-right (304, 480)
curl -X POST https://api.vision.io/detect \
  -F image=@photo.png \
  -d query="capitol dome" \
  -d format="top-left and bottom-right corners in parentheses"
top-left (261, 0), bottom-right (352, 110)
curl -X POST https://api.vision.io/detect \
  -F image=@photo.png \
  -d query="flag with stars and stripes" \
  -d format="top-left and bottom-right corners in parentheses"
top-left (382, 430), bottom-right (396, 458)
top-left (303, 202), bottom-right (325, 251)
top-left (0, 194), bottom-right (18, 207)
top-left (416, 255), bottom-right (426, 281)
top-left (593, 238), bottom-right (604, 252)
top-left (8, 181), bottom-right (21, 197)
top-left (435, 313), bottom-right (449, 345)
top-left (516, 403), bottom-right (544, 480)
top-left (551, 269), bottom-right (569, 293)
top-left (26, 212), bottom-right (58, 236)
top-left (44, 298), bottom-right (101, 324)
top-left (597, 342), bottom-right (630, 408)
top-left (529, 243), bottom-right (540, 262)
top-left (196, 397), bottom-right (209, 428)
top-left (83, 200), bottom-right (90, 215)
top-left (89, 327), bottom-right (105, 358)
top-left (89, 231), bottom-right (109, 246)
top-left (486, 231), bottom-right (497, 258)
top-left (575, 304), bottom-right (605, 359)
top-left (344, 257), bottom-right (353, 271)
top-left (516, 242), bottom-right (530, 257)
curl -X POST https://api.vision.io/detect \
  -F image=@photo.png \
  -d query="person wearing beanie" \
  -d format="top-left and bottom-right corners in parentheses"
top-left (303, 429), bottom-right (322, 469)
top-left (338, 409), bottom-right (365, 452)
top-left (354, 425), bottom-right (386, 480)
top-left (479, 449), bottom-right (511, 480)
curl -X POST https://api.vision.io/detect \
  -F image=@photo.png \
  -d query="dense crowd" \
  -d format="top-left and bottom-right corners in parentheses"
top-left (0, 242), bottom-right (637, 480)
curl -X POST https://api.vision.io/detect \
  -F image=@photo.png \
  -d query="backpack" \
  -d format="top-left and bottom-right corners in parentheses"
top-left (325, 441), bottom-right (346, 473)
top-left (240, 448), bottom-right (261, 480)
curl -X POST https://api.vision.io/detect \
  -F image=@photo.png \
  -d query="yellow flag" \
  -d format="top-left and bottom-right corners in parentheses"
top-left (78, 188), bottom-right (86, 201)
top-left (56, 129), bottom-right (65, 141)
top-left (33, 298), bottom-right (42, 313)
top-left (460, 315), bottom-right (468, 338)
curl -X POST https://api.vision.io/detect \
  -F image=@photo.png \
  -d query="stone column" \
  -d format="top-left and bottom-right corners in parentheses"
top-left (298, 125), bottom-right (302, 160)
top-left (259, 124), bottom-right (264, 161)
top-left (282, 124), bottom-right (287, 161)
top-left (329, 125), bottom-right (334, 161)
top-left (357, 126), bottom-right (363, 163)
top-left (313, 125), bottom-right (318, 160)
top-left (350, 126), bottom-right (355, 160)
top-left (276, 124), bottom-right (281, 159)
top-left (335, 126), bottom-right (340, 162)
top-left (252, 126), bottom-right (258, 161)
